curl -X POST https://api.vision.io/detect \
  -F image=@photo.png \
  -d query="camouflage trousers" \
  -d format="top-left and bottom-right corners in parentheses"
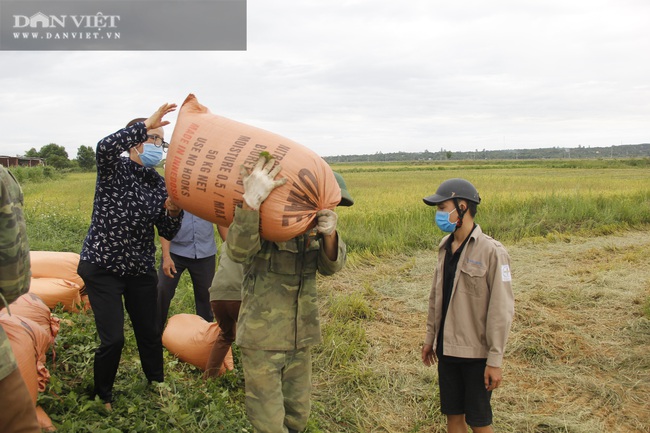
top-left (241, 346), bottom-right (312, 433)
top-left (0, 367), bottom-right (40, 432)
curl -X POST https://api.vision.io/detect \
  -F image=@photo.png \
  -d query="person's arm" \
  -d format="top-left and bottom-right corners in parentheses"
top-left (160, 237), bottom-right (177, 278)
top-left (156, 197), bottom-right (183, 241)
top-left (0, 167), bottom-right (31, 306)
top-left (96, 103), bottom-right (176, 176)
top-left (227, 156), bottom-right (286, 263)
top-left (217, 225), bottom-right (228, 242)
top-left (485, 246), bottom-right (515, 368)
top-left (422, 254), bottom-right (443, 366)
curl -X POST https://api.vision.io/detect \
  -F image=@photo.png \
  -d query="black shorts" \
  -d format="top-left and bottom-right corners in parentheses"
top-left (437, 358), bottom-right (493, 427)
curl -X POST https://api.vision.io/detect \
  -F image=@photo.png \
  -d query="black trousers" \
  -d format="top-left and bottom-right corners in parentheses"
top-left (78, 260), bottom-right (164, 403)
top-left (157, 253), bottom-right (215, 331)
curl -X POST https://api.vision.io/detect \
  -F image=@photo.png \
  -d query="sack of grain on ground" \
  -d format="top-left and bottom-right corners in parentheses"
top-left (162, 313), bottom-right (234, 372)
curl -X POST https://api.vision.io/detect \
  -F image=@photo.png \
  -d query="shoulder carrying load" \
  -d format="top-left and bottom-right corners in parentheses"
top-left (165, 94), bottom-right (341, 242)
top-left (29, 251), bottom-right (85, 289)
top-left (162, 313), bottom-right (234, 372)
top-left (0, 314), bottom-right (52, 404)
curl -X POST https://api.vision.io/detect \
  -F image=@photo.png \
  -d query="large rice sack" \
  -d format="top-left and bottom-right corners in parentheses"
top-left (29, 251), bottom-right (84, 289)
top-left (165, 94), bottom-right (341, 242)
top-left (29, 278), bottom-right (82, 313)
top-left (1, 293), bottom-right (60, 343)
top-left (0, 314), bottom-right (52, 403)
top-left (162, 313), bottom-right (234, 371)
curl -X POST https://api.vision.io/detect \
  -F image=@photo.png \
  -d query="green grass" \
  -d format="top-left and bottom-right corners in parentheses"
top-left (15, 160), bottom-right (650, 432)
top-left (333, 165), bottom-right (650, 254)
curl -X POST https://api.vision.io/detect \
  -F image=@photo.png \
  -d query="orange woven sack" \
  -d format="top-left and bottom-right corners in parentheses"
top-left (162, 313), bottom-right (234, 371)
top-left (35, 405), bottom-right (56, 432)
top-left (29, 251), bottom-right (84, 289)
top-left (0, 314), bottom-right (52, 403)
top-left (1, 293), bottom-right (60, 343)
top-left (29, 278), bottom-right (82, 313)
top-left (165, 94), bottom-right (341, 242)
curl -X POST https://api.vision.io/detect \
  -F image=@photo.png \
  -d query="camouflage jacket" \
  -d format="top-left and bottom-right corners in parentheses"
top-left (208, 242), bottom-right (244, 302)
top-left (0, 166), bottom-right (31, 380)
top-left (226, 207), bottom-right (346, 350)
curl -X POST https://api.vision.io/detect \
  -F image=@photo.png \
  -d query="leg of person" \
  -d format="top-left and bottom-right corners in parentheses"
top-left (0, 368), bottom-right (40, 433)
top-left (282, 347), bottom-right (312, 433)
top-left (157, 252), bottom-right (185, 332)
top-left (78, 261), bottom-right (126, 403)
top-left (462, 360), bottom-right (493, 433)
top-left (124, 270), bottom-right (164, 383)
top-left (204, 300), bottom-right (240, 378)
top-left (241, 347), bottom-right (290, 433)
top-left (187, 254), bottom-right (216, 323)
top-left (447, 414), bottom-right (468, 433)
top-left (437, 359), bottom-right (469, 433)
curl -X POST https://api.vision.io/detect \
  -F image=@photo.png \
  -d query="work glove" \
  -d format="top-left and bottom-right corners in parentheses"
top-left (240, 156), bottom-right (287, 210)
top-left (316, 209), bottom-right (338, 235)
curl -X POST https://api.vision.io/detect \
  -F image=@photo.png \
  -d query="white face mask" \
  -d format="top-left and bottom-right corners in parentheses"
top-left (136, 143), bottom-right (164, 167)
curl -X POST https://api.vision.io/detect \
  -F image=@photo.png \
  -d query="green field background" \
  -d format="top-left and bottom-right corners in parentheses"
top-left (14, 159), bottom-right (650, 432)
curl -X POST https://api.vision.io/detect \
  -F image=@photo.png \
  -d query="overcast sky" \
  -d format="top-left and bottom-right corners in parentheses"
top-left (1, 0), bottom-right (649, 159)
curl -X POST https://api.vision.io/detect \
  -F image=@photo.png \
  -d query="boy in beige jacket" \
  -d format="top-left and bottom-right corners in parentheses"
top-left (421, 178), bottom-right (514, 433)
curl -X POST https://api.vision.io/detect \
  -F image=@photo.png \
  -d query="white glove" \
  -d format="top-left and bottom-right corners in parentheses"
top-left (240, 155), bottom-right (287, 210)
top-left (316, 209), bottom-right (338, 235)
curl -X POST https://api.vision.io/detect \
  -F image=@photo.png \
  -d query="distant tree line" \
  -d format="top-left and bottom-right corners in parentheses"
top-left (324, 143), bottom-right (650, 163)
top-left (19, 142), bottom-right (650, 169)
top-left (24, 143), bottom-right (96, 171)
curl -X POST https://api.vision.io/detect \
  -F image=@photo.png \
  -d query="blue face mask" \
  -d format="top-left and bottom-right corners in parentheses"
top-left (137, 143), bottom-right (164, 168)
top-left (435, 208), bottom-right (457, 233)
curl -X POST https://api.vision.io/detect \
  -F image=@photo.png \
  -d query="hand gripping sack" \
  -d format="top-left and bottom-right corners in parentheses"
top-left (165, 94), bottom-right (341, 242)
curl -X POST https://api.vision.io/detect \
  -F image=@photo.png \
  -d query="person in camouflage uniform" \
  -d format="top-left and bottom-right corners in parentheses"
top-left (226, 157), bottom-right (354, 433)
top-left (204, 226), bottom-right (244, 379)
top-left (0, 165), bottom-right (40, 432)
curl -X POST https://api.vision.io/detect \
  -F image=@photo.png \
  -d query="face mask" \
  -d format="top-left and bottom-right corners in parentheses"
top-left (435, 208), bottom-right (457, 233)
top-left (136, 143), bottom-right (164, 168)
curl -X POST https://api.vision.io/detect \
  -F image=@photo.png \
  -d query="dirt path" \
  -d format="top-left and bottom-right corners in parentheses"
top-left (318, 230), bottom-right (650, 432)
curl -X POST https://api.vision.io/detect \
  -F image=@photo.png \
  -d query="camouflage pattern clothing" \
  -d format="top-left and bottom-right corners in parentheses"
top-left (226, 207), bottom-right (346, 351)
top-left (241, 347), bottom-right (311, 433)
top-left (0, 166), bottom-right (31, 381)
top-left (226, 206), bottom-right (346, 433)
top-left (208, 241), bottom-right (244, 302)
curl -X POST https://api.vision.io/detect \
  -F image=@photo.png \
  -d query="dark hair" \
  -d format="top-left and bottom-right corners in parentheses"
top-left (126, 117), bottom-right (146, 128)
top-left (466, 200), bottom-right (478, 217)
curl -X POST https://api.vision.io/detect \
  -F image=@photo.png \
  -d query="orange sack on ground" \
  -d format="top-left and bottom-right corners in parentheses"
top-left (0, 314), bottom-right (52, 404)
top-left (162, 313), bottom-right (234, 372)
top-left (165, 94), bottom-right (341, 242)
top-left (29, 251), bottom-right (85, 289)
top-left (29, 278), bottom-right (82, 313)
top-left (1, 293), bottom-right (60, 344)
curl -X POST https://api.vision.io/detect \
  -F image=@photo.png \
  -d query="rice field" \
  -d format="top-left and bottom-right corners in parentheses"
top-left (15, 158), bottom-right (650, 432)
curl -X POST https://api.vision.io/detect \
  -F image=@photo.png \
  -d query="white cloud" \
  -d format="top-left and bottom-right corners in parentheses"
top-left (0, 0), bottom-right (648, 159)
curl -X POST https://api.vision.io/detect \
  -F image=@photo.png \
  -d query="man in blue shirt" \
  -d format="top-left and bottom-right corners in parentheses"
top-left (157, 210), bottom-right (217, 331)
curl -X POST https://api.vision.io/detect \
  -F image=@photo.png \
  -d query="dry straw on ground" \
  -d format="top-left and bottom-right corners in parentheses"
top-left (315, 230), bottom-right (650, 433)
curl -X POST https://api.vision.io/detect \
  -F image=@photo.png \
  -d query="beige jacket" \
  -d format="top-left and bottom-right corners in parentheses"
top-left (424, 225), bottom-right (514, 367)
